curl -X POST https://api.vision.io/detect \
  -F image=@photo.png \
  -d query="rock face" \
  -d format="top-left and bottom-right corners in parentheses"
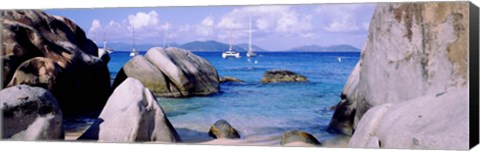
top-left (208, 120), bottom-right (241, 139)
top-left (219, 76), bottom-right (244, 83)
top-left (327, 62), bottom-right (361, 135)
top-left (113, 47), bottom-right (219, 97)
top-left (349, 89), bottom-right (468, 149)
top-left (1, 85), bottom-right (63, 140)
top-left (1, 10), bottom-right (111, 116)
top-left (280, 130), bottom-right (321, 146)
top-left (328, 2), bottom-right (470, 150)
top-left (79, 78), bottom-right (181, 142)
top-left (260, 70), bottom-right (308, 83)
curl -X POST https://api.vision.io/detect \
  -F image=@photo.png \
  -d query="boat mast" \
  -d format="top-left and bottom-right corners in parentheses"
top-left (248, 16), bottom-right (252, 53)
top-left (229, 30), bottom-right (233, 51)
top-left (103, 32), bottom-right (107, 49)
top-left (163, 22), bottom-right (169, 48)
top-left (132, 25), bottom-right (136, 51)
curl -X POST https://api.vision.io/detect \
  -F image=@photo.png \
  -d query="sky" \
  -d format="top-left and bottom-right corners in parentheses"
top-left (45, 3), bottom-right (376, 51)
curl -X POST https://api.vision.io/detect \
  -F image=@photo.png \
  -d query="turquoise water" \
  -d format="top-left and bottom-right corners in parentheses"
top-left (108, 51), bottom-right (359, 144)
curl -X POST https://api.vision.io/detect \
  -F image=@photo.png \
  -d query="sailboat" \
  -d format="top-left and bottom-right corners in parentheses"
top-left (222, 30), bottom-right (241, 58)
top-left (246, 16), bottom-right (256, 58)
top-left (98, 32), bottom-right (114, 54)
top-left (130, 26), bottom-right (139, 57)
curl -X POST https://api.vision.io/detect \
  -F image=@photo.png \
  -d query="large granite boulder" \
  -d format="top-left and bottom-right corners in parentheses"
top-left (261, 70), bottom-right (308, 83)
top-left (280, 130), bottom-right (321, 146)
top-left (113, 47), bottom-right (219, 97)
top-left (79, 78), bottom-right (181, 142)
top-left (1, 10), bottom-right (111, 116)
top-left (349, 89), bottom-right (468, 149)
top-left (208, 119), bottom-right (241, 139)
top-left (328, 2), bottom-right (470, 150)
top-left (1, 85), bottom-right (63, 140)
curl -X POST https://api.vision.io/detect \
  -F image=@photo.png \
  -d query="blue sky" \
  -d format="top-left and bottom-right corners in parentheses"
top-left (45, 3), bottom-right (376, 50)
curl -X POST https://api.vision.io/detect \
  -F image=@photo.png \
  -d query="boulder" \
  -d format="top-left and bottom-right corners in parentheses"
top-left (208, 119), bottom-right (241, 139)
top-left (261, 70), bottom-right (308, 83)
top-left (1, 85), bottom-right (63, 140)
top-left (1, 10), bottom-right (111, 116)
top-left (280, 130), bottom-right (321, 146)
top-left (112, 56), bottom-right (171, 96)
top-left (113, 47), bottom-right (219, 97)
top-left (79, 78), bottom-right (181, 142)
top-left (327, 2), bottom-right (470, 150)
top-left (7, 57), bottom-right (63, 90)
top-left (219, 76), bottom-right (244, 83)
top-left (327, 62), bottom-right (361, 135)
top-left (349, 89), bottom-right (468, 150)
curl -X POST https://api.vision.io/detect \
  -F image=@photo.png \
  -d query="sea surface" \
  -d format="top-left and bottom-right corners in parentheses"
top-left (106, 51), bottom-right (360, 144)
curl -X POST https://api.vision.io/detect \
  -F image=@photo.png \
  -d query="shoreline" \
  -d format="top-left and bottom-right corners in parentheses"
top-left (63, 120), bottom-right (349, 147)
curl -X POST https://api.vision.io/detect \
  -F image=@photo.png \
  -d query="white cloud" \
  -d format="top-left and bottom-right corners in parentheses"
top-left (89, 19), bottom-right (102, 32)
top-left (195, 16), bottom-right (216, 36)
top-left (255, 18), bottom-right (270, 30)
top-left (300, 32), bottom-right (315, 38)
top-left (87, 10), bottom-right (172, 44)
top-left (215, 5), bottom-right (314, 40)
top-left (201, 16), bottom-right (214, 26)
top-left (217, 17), bottom-right (243, 29)
top-left (127, 10), bottom-right (159, 30)
top-left (315, 4), bottom-right (375, 33)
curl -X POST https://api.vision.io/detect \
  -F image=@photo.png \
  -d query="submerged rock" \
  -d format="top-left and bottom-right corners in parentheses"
top-left (1, 85), bottom-right (63, 140)
top-left (208, 120), bottom-right (241, 139)
top-left (113, 47), bottom-right (219, 97)
top-left (1, 10), bottom-right (111, 116)
top-left (79, 78), bottom-right (181, 142)
top-left (261, 70), bottom-right (308, 83)
top-left (280, 130), bottom-right (321, 146)
top-left (328, 2), bottom-right (470, 150)
top-left (219, 76), bottom-right (244, 83)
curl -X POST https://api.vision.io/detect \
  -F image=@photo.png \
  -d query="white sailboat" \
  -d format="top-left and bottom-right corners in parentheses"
top-left (98, 32), bottom-right (114, 54)
top-left (130, 26), bottom-right (139, 57)
top-left (222, 31), bottom-right (240, 58)
top-left (246, 16), bottom-right (256, 58)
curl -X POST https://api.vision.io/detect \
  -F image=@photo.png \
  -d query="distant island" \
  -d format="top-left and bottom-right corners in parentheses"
top-left (104, 40), bottom-right (360, 52)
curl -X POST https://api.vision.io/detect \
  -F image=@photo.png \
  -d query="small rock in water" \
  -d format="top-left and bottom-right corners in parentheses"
top-left (280, 130), bottom-right (321, 146)
top-left (261, 70), bottom-right (308, 83)
top-left (208, 119), bottom-right (241, 139)
top-left (219, 76), bottom-right (244, 83)
top-left (329, 105), bottom-right (337, 111)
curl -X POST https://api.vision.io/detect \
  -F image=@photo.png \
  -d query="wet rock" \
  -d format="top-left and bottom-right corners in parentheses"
top-left (1, 85), bottom-right (63, 140)
top-left (327, 62), bottom-right (360, 135)
top-left (261, 70), bottom-right (308, 83)
top-left (208, 119), bottom-right (240, 139)
top-left (219, 76), bottom-right (244, 83)
top-left (280, 130), bottom-right (321, 146)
